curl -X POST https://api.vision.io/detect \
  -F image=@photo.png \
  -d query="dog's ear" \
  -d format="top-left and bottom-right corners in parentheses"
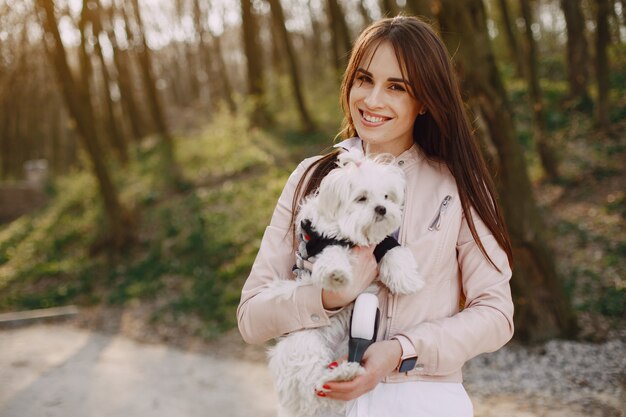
top-left (337, 148), bottom-right (364, 168)
top-left (317, 168), bottom-right (351, 219)
top-left (386, 164), bottom-right (407, 204)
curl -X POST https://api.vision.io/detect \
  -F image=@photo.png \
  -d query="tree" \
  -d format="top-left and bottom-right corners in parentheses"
top-left (241, 0), bottom-right (271, 125)
top-left (326, 0), bottom-right (352, 73)
top-left (595, 0), bottom-right (611, 128)
top-left (405, 0), bottom-right (436, 22)
top-left (268, 0), bottom-right (316, 132)
top-left (560, 0), bottom-right (591, 104)
top-left (127, 0), bottom-right (182, 184)
top-left (88, 0), bottom-right (129, 164)
top-left (307, 0), bottom-right (326, 76)
top-left (437, 0), bottom-right (578, 341)
top-left (379, 0), bottom-right (400, 16)
top-left (191, 0), bottom-right (236, 112)
top-left (496, 0), bottom-right (525, 78)
top-left (519, 0), bottom-right (559, 180)
top-left (357, 1), bottom-right (373, 26)
top-left (35, 0), bottom-right (133, 249)
top-left (104, 3), bottom-right (147, 142)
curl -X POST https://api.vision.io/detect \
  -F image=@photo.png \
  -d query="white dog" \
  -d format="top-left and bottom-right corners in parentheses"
top-left (267, 150), bottom-right (425, 417)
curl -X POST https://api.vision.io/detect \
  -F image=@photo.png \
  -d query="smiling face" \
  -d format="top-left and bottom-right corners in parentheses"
top-left (348, 41), bottom-right (422, 156)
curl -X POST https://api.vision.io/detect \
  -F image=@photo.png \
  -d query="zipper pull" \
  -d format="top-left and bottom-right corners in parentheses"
top-left (428, 195), bottom-right (452, 231)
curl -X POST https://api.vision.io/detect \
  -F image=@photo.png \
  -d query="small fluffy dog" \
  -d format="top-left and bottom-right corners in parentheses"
top-left (268, 150), bottom-right (425, 417)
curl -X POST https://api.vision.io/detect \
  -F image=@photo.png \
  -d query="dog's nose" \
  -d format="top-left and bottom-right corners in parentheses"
top-left (375, 206), bottom-right (386, 216)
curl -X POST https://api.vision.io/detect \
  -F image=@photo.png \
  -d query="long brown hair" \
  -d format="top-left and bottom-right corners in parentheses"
top-left (291, 16), bottom-right (512, 268)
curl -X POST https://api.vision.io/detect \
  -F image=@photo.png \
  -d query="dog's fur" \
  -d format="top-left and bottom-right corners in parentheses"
top-left (267, 151), bottom-right (425, 417)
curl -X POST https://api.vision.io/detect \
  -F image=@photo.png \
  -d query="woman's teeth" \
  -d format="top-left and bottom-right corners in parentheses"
top-left (362, 112), bottom-right (387, 123)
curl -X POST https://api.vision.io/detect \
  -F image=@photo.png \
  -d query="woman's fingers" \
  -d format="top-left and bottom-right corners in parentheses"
top-left (317, 341), bottom-right (401, 401)
top-left (322, 374), bottom-right (375, 401)
top-left (322, 246), bottom-right (378, 309)
top-left (350, 246), bottom-right (379, 289)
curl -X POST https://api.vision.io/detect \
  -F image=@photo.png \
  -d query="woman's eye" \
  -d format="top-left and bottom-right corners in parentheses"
top-left (356, 75), bottom-right (372, 84)
top-left (389, 83), bottom-right (406, 92)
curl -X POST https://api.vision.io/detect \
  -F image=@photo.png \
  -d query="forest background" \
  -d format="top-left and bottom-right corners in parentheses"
top-left (0, 0), bottom-right (624, 351)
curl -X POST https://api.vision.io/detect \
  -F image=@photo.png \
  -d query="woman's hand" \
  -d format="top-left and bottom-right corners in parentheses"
top-left (321, 246), bottom-right (378, 309)
top-left (321, 339), bottom-right (402, 401)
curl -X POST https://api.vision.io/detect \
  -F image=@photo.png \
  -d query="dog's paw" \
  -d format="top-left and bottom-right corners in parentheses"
top-left (315, 362), bottom-right (364, 392)
top-left (312, 264), bottom-right (352, 291)
top-left (312, 245), bottom-right (354, 291)
top-left (324, 269), bottom-right (352, 290)
top-left (379, 247), bottom-right (425, 295)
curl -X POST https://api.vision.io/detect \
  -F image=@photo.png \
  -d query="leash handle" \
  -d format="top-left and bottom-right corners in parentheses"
top-left (348, 293), bottom-right (380, 363)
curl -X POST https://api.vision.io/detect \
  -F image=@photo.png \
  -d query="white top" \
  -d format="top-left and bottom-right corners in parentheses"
top-left (345, 381), bottom-right (473, 417)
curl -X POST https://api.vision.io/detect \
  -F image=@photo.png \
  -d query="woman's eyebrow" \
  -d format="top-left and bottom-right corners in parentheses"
top-left (356, 68), bottom-right (408, 84)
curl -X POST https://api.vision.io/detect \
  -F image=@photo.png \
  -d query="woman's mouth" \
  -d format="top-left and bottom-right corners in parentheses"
top-left (360, 110), bottom-right (391, 127)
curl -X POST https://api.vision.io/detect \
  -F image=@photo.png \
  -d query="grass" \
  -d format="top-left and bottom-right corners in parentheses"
top-left (0, 106), bottom-right (334, 339)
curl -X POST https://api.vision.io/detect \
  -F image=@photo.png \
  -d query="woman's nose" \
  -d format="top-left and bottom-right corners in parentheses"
top-left (364, 86), bottom-right (384, 109)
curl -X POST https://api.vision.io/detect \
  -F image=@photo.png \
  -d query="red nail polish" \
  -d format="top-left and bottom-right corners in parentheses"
top-left (323, 384), bottom-right (331, 390)
top-left (328, 361), bottom-right (338, 369)
top-left (317, 392), bottom-right (327, 397)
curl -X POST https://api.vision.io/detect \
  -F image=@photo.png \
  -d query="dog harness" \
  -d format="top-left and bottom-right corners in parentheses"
top-left (292, 219), bottom-right (400, 278)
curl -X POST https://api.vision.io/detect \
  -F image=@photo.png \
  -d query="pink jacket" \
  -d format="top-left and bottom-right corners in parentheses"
top-left (237, 138), bottom-right (514, 383)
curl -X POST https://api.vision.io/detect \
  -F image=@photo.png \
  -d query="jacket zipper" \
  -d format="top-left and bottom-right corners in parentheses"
top-left (428, 195), bottom-right (452, 231)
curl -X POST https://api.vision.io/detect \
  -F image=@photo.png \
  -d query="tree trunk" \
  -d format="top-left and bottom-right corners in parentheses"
top-left (405, 0), bottom-right (436, 21)
top-left (241, 0), bottom-right (271, 126)
top-left (595, 0), bottom-right (611, 128)
top-left (519, 0), bottom-right (559, 181)
top-left (212, 34), bottom-right (237, 112)
top-left (379, 0), bottom-right (400, 16)
top-left (610, 0), bottom-right (623, 43)
top-left (560, 0), bottom-right (591, 104)
top-left (104, 5), bottom-right (146, 142)
top-left (307, 0), bottom-right (326, 77)
top-left (127, 0), bottom-right (182, 184)
top-left (326, 0), bottom-right (352, 74)
top-left (36, 0), bottom-right (133, 249)
top-left (191, 0), bottom-right (235, 112)
top-left (357, 1), bottom-right (373, 26)
top-left (90, 0), bottom-right (129, 164)
top-left (268, 0), bottom-right (316, 132)
top-left (496, 0), bottom-right (525, 78)
top-left (437, 0), bottom-right (578, 342)
top-left (108, 0), bottom-right (149, 141)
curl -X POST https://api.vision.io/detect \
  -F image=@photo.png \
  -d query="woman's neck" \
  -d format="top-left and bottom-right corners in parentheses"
top-left (362, 141), bottom-right (413, 157)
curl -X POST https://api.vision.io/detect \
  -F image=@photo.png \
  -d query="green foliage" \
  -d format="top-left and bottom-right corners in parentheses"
top-left (0, 104), bottom-right (335, 339)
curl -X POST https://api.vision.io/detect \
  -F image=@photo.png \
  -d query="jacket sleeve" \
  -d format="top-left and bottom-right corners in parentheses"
top-left (397, 208), bottom-right (514, 376)
top-left (237, 158), bottom-right (338, 345)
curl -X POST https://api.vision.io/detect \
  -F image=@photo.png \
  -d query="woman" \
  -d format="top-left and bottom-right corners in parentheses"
top-left (237, 16), bottom-right (514, 417)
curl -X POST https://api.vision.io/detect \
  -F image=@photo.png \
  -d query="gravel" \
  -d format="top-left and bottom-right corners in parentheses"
top-left (464, 334), bottom-right (626, 416)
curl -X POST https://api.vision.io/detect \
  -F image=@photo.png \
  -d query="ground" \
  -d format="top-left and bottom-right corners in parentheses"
top-left (1, 321), bottom-right (624, 417)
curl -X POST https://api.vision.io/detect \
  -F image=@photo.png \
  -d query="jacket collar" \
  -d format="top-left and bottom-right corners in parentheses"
top-left (333, 137), bottom-right (422, 170)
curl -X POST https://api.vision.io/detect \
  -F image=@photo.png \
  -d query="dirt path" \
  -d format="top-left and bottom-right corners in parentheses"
top-left (1, 324), bottom-right (623, 417)
top-left (0, 324), bottom-right (277, 417)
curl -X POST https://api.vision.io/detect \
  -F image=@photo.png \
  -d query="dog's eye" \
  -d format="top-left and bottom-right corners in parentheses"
top-left (384, 195), bottom-right (388, 200)
top-left (356, 196), bottom-right (367, 203)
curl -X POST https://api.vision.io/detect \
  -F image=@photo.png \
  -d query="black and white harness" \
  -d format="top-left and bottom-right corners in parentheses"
top-left (292, 219), bottom-right (401, 278)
